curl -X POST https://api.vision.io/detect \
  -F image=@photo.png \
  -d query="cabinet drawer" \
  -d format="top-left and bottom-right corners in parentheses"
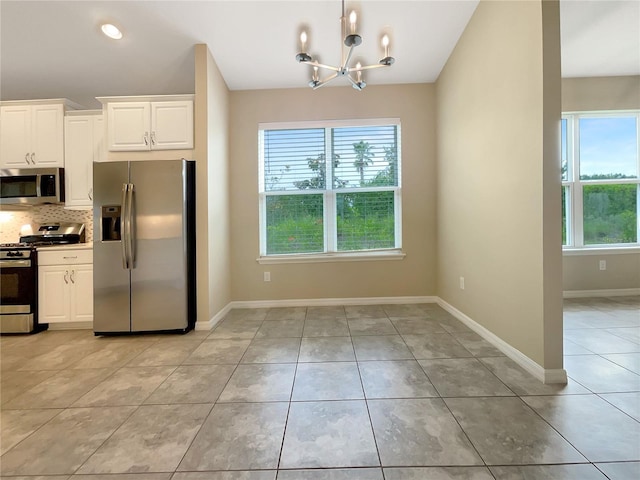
top-left (38, 249), bottom-right (93, 265)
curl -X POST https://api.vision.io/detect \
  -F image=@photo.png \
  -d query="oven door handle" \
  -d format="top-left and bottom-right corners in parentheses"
top-left (0, 259), bottom-right (31, 267)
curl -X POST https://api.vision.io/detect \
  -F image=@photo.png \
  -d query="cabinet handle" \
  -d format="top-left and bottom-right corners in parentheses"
top-left (151, 131), bottom-right (156, 145)
top-left (64, 270), bottom-right (69, 284)
top-left (25, 153), bottom-right (30, 164)
top-left (70, 270), bottom-right (75, 284)
top-left (88, 188), bottom-right (93, 200)
top-left (143, 132), bottom-right (149, 146)
top-left (63, 256), bottom-right (77, 259)
top-left (30, 153), bottom-right (35, 164)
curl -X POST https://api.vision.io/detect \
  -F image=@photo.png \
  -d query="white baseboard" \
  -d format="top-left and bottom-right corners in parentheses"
top-left (564, 288), bottom-right (640, 298)
top-left (231, 296), bottom-right (437, 309)
top-left (47, 321), bottom-right (93, 331)
top-left (437, 299), bottom-right (567, 385)
top-left (196, 295), bottom-right (568, 385)
top-left (194, 303), bottom-right (233, 331)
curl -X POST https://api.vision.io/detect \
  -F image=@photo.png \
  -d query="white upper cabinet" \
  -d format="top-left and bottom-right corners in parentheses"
top-left (64, 112), bottom-right (103, 208)
top-left (107, 102), bottom-right (150, 151)
top-left (100, 95), bottom-right (193, 152)
top-left (0, 103), bottom-right (66, 168)
top-left (151, 101), bottom-right (193, 150)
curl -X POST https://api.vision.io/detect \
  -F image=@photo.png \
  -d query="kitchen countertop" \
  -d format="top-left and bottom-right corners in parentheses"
top-left (36, 243), bottom-right (93, 252)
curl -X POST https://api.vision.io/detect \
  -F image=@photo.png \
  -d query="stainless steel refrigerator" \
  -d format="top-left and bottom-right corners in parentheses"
top-left (93, 159), bottom-right (196, 334)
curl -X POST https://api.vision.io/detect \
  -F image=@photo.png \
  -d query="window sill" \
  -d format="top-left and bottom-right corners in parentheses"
top-left (257, 249), bottom-right (406, 264)
top-left (563, 246), bottom-right (640, 256)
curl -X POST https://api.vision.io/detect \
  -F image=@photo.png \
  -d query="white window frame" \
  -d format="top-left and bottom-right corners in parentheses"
top-left (562, 110), bottom-right (640, 251)
top-left (258, 118), bottom-right (404, 263)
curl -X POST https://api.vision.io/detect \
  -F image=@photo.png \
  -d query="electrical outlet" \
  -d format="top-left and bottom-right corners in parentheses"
top-left (459, 276), bottom-right (465, 290)
top-left (599, 260), bottom-right (606, 271)
top-left (264, 271), bottom-right (271, 282)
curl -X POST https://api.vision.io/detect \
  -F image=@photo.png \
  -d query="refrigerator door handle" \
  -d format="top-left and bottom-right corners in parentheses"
top-left (126, 183), bottom-right (135, 267)
top-left (121, 183), bottom-right (130, 269)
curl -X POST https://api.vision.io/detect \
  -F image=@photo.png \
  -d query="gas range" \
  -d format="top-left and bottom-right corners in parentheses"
top-left (0, 243), bottom-right (36, 258)
top-left (0, 243), bottom-right (43, 334)
top-left (0, 242), bottom-right (34, 249)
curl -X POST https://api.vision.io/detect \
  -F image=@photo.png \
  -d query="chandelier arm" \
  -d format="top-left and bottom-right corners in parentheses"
top-left (357, 64), bottom-right (389, 71)
top-left (346, 74), bottom-right (359, 87)
top-left (313, 73), bottom-right (339, 90)
top-left (303, 60), bottom-right (340, 72)
top-left (342, 45), bottom-right (357, 71)
top-left (346, 74), bottom-right (365, 91)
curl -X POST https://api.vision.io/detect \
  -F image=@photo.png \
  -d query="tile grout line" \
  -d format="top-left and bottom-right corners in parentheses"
top-left (274, 306), bottom-right (306, 475)
top-left (152, 308), bottom-right (266, 475)
top-left (352, 325), bottom-right (387, 479)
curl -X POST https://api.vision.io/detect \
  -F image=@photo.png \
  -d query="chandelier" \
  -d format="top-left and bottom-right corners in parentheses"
top-left (295, 0), bottom-right (395, 90)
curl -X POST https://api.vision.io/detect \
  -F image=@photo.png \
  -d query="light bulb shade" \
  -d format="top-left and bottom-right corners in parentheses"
top-left (355, 63), bottom-right (363, 83)
top-left (101, 23), bottom-right (123, 40)
top-left (299, 31), bottom-right (308, 52)
top-left (381, 34), bottom-right (390, 47)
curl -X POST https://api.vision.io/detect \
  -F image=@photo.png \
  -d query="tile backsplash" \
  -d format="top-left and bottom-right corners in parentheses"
top-left (0, 205), bottom-right (93, 243)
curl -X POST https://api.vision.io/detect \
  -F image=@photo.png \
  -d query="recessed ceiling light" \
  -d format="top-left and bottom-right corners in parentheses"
top-left (101, 23), bottom-right (123, 40)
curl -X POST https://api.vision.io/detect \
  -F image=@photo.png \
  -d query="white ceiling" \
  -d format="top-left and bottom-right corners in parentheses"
top-left (560, 0), bottom-right (640, 78)
top-left (1, 1), bottom-right (638, 109)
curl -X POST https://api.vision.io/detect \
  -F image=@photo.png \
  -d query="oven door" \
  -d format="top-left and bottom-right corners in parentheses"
top-left (0, 258), bottom-right (37, 333)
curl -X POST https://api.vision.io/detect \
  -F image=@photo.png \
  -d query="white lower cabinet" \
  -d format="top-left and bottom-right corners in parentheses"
top-left (38, 249), bottom-right (93, 325)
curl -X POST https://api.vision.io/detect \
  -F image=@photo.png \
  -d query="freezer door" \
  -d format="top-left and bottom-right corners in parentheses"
top-left (93, 161), bottom-right (131, 333)
top-left (129, 160), bottom-right (189, 331)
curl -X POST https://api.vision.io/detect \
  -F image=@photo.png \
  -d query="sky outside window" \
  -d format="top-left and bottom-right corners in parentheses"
top-left (579, 117), bottom-right (638, 179)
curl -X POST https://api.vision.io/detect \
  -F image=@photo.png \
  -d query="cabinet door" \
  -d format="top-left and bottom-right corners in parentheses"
top-left (31, 104), bottom-right (64, 166)
top-left (107, 102), bottom-right (150, 151)
top-left (70, 264), bottom-right (93, 322)
top-left (151, 101), bottom-right (193, 150)
top-left (38, 265), bottom-right (70, 323)
top-left (93, 115), bottom-right (104, 163)
top-left (64, 116), bottom-right (94, 207)
top-left (0, 105), bottom-right (31, 167)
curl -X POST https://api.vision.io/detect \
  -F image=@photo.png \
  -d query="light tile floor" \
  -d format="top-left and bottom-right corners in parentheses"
top-left (1, 299), bottom-right (639, 479)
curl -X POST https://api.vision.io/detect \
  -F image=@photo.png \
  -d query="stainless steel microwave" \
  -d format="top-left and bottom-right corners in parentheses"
top-left (0, 168), bottom-right (65, 205)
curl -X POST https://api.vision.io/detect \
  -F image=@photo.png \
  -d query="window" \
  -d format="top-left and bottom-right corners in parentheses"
top-left (562, 112), bottom-right (640, 248)
top-left (259, 119), bottom-right (401, 257)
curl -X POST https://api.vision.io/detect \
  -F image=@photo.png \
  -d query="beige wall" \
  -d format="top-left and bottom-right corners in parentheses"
top-left (564, 253), bottom-right (640, 291)
top-left (561, 76), bottom-right (640, 293)
top-left (194, 44), bottom-right (231, 323)
top-left (436, 0), bottom-right (562, 368)
top-left (562, 76), bottom-right (640, 112)
top-left (228, 84), bottom-right (436, 301)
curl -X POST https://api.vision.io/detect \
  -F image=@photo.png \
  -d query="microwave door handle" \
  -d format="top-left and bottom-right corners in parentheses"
top-left (35, 174), bottom-right (42, 197)
top-left (121, 184), bottom-right (130, 269)
top-left (126, 183), bottom-right (135, 267)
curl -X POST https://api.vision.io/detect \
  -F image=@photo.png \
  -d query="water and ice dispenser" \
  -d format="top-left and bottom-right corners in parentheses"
top-left (101, 205), bottom-right (121, 241)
